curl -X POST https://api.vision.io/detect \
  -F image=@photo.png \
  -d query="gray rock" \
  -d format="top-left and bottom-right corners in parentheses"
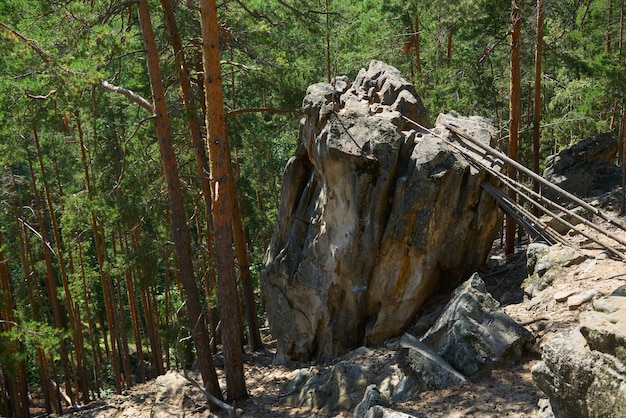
top-left (281, 361), bottom-right (371, 415)
top-left (363, 405), bottom-right (417, 418)
top-left (150, 371), bottom-right (202, 418)
top-left (353, 385), bottom-right (389, 418)
top-left (421, 274), bottom-right (534, 376)
top-left (523, 243), bottom-right (586, 297)
top-left (394, 333), bottom-right (466, 395)
top-left (611, 284), bottom-right (626, 297)
top-left (579, 296), bottom-right (626, 365)
top-left (532, 327), bottom-right (626, 418)
top-left (261, 60), bottom-right (502, 361)
top-left (543, 132), bottom-right (621, 200)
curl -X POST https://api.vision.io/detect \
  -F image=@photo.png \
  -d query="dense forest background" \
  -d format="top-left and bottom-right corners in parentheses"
top-left (1, 0), bottom-right (625, 416)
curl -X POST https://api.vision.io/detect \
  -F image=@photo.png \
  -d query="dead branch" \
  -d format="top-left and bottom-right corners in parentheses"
top-left (25, 90), bottom-right (57, 100)
top-left (101, 80), bottom-right (155, 115)
top-left (227, 107), bottom-right (298, 118)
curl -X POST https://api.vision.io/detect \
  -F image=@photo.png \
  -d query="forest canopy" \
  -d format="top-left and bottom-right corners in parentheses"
top-left (1, 0), bottom-right (625, 415)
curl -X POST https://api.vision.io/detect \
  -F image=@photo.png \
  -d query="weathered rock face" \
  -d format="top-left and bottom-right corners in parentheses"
top-left (421, 273), bottom-right (534, 376)
top-left (532, 294), bottom-right (626, 417)
top-left (261, 60), bottom-right (502, 361)
top-left (543, 132), bottom-right (621, 200)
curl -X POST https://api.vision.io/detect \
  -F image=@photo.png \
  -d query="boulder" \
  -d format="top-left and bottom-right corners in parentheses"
top-left (523, 243), bottom-right (586, 298)
top-left (543, 132), bottom-right (621, 200)
top-left (280, 361), bottom-right (371, 415)
top-left (421, 274), bottom-right (534, 376)
top-left (532, 327), bottom-right (626, 418)
top-left (150, 371), bottom-right (203, 418)
top-left (353, 385), bottom-right (389, 418)
top-left (261, 60), bottom-right (502, 361)
top-left (394, 333), bottom-right (466, 397)
top-left (363, 406), bottom-right (417, 418)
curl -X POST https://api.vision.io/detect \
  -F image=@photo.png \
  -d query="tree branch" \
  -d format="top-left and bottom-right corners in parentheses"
top-left (227, 107), bottom-right (298, 118)
top-left (101, 80), bottom-right (155, 115)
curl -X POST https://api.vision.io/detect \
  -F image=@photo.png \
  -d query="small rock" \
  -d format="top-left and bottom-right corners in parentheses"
top-left (554, 288), bottom-right (579, 303)
top-left (567, 290), bottom-right (601, 310)
top-left (537, 398), bottom-right (555, 418)
top-left (353, 385), bottom-right (389, 418)
top-left (611, 284), bottom-right (626, 297)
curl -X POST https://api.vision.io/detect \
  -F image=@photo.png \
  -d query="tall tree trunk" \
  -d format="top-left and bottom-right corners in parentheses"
top-left (0, 230), bottom-right (31, 418)
top-left (507, 0), bottom-right (522, 255)
top-left (33, 128), bottom-right (87, 405)
top-left (199, 0), bottom-right (248, 401)
top-left (26, 156), bottom-right (72, 411)
top-left (414, 15), bottom-right (422, 86)
top-left (121, 235), bottom-right (147, 383)
top-left (532, 0), bottom-right (544, 202)
top-left (111, 233), bottom-right (134, 388)
top-left (135, 0), bottom-right (222, 401)
top-left (77, 115), bottom-right (124, 393)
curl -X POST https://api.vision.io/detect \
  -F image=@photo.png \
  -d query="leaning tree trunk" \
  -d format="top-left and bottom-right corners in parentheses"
top-left (135, 0), bottom-right (223, 402)
top-left (199, 0), bottom-right (248, 401)
top-left (507, 0), bottom-right (522, 254)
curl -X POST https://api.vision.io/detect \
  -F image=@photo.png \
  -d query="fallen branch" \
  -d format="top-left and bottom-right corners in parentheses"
top-left (101, 80), bottom-right (155, 115)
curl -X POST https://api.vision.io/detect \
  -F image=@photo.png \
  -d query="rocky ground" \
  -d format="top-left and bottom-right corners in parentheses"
top-left (56, 189), bottom-right (626, 418)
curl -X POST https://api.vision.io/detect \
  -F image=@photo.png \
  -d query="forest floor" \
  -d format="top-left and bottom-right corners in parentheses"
top-left (56, 188), bottom-right (626, 418)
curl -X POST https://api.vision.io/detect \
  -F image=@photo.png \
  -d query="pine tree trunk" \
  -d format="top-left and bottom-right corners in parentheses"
top-left (199, 0), bottom-right (248, 401)
top-left (0, 231), bottom-right (31, 418)
top-left (136, 0), bottom-right (222, 401)
top-left (532, 0), bottom-right (544, 201)
top-left (122, 234), bottom-right (147, 383)
top-left (77, 119), bottom-right (124, 393)
top-left (27, 156), bottom-right (73, 411)
top-left (507, 0), bottom-right (522, 255)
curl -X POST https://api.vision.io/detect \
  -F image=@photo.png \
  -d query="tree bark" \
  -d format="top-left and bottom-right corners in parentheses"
top-left (532, 0), bottom-right (544, 202)
top-left (135, 0), bottom-right (222, 402)
top-left (507, 0), bottom-right (522, 255)
top-left (199, 0), bottom-right (248, 401)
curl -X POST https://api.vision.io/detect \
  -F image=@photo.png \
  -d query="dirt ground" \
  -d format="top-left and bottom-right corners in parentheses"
top-left (57, 190), bottom-right (626, 418)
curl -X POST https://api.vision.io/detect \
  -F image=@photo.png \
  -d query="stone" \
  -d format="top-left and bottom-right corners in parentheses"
top-left (567, 289), bottom-right (601, 310)
top-left (612, 284), bottom-right (626, 297)
top-left (394, 333), bottom-right (466, 396)
top-left (281, 361), bottom-right (371, 415)
top-left (421, 274), bottom-right (534, 376)
top-left (543, 132), bottom-right (621, 200)
top-left (532, 327), bottom-right (626, 418)
top-left (554, 288), bottom-right (579, 303)
top-left (261, 60), bottom-right (502, 361)
top-left (353, 385), bottom-right (389, 418)
top-left (579, 296), bottom-right (626, 365)
top-left (150, 371), bottom-right (202, 418)
top-left (363, 406), bottom-right (417, 418)
top-left (523, 243), bottom-right (586, 297)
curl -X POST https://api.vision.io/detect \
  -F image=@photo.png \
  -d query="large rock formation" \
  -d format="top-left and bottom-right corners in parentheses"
top-left (543, 132), bottom-right (621, 200)
top-left (532, 298), bottom-right (626, 418)
top-left (261, 60), bottom-right (502, 361)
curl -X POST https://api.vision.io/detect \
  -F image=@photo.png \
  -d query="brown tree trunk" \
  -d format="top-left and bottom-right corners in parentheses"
top-left (0, 230), bottom-right (31, 418)
top-left (199, 0), bottom-right (248, 401)
top-left (506, 0), bottom-right (522, 255)
top-left (532, 0), bottom-right (544, 202)
top-left (135, 0), bottom-right (222, 401)
top-left (414, 15), bottom-right (422, 85)
top-left (77, 115), bottom-right (124, 393)
top-left (121, 235), bottom-right (147, 383)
